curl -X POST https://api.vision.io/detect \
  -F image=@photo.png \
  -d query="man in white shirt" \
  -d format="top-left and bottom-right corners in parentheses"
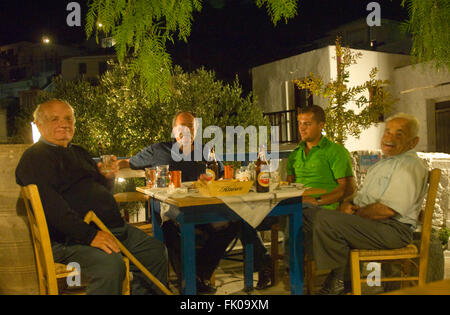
top-left (306, 113), bottom-right (428, 295)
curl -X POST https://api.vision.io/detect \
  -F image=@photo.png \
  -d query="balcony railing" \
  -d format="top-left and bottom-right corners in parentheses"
top-left (264, 109), bottom-right (299, 144)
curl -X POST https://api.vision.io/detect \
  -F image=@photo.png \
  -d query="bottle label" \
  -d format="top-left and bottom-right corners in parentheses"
top-left (257, 172), bottom-right (270, 187)
top-left (205, 168), bottom-right (216, 181)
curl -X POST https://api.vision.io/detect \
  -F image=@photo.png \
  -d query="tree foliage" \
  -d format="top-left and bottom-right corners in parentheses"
top-left (255, 0), bottom-right (298, 25)
top-left (85, 0), bottom-right (299, 101)
top-left (30, 63), bottom-right (268, 157)
top-left (401, 0), bottom-right (450, 70)
top-left (294, 38), bottom-right (397, 145)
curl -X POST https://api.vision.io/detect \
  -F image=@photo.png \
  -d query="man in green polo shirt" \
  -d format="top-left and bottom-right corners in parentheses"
top-left (286, 105), bottom-right (354, 209)
top-left (283, 105), bottom-right (355, 286)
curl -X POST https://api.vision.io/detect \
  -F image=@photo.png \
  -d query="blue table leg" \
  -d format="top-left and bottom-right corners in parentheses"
top-left (242, 222), bottom-right (254, 291)
top-left (180, 222), bottom-right (196, 295)
top-left (289, 203), bottom-right (304, 295)
top-left (151, 199), bottom-right (163, 241)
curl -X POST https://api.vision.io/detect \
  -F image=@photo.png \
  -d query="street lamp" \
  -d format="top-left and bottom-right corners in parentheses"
top-left (42, 36), bottom-right (50, 44)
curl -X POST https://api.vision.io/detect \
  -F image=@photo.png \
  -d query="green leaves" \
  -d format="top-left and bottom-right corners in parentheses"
top-left (33, 62), bottom-right (267, 158)
top-left (86, 0), bottom-right (203, 102)
top-left (401, 0), bottom-right (450, 70)
top-left (255, 0), bottom-right (298, 25)
top-left (85, 0), bottom-right (300, 102)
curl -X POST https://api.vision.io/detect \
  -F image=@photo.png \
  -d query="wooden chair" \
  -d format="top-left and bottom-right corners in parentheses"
top-left (349, 168), bottom-right (441, 295)
top-left (21, 184), bottom-right (130, 295)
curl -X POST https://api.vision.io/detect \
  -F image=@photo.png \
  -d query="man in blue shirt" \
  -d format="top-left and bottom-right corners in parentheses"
top-left (307, 113), bottom-right (428, 294)
top-left (120, 112), bottom-right (238, 294)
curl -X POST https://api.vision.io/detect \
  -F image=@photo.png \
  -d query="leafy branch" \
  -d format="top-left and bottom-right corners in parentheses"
top-left (85, 0), bottom-right (299, 101)
top-left (401, 0), bottom-right (450, 70)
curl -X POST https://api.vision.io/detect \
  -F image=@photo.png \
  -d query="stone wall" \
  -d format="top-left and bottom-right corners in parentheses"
top-left (0, 144), bottom-right (39, 294)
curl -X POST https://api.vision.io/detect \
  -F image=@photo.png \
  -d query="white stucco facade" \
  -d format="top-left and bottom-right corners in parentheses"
top-left (252, 45), bottom-right (450, 152)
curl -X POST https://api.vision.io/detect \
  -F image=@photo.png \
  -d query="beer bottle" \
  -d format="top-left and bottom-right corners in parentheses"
top-left (205, 146), bottom-right (219, 181)
top-left (256, 145), bottom-right (270, 192)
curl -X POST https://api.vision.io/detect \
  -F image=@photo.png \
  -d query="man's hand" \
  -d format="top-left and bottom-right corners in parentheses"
top-left (198, 173), bottom-right (209, 182)
top-left (90, 230), bottom-right (120, 254)
top-left (302, 196), bottom-right (318, 206)
top-left (339, 201), bottom-right (359, 215)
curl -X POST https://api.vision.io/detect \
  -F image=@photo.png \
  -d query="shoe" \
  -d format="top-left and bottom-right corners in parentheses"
top-left (317, 272), bottom-right (349, 295)
top-left (256, 267), bottom-right (272, 290)
top-left (256, 255), bottom-right (272, 290)
top-left (196, 278), bottom-right (217, 294)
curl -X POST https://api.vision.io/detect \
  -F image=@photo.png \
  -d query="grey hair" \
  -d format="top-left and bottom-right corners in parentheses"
top-left (385, 112), bottom-right (420, 138)
top-left (33, 99), bottom-right (75, 124)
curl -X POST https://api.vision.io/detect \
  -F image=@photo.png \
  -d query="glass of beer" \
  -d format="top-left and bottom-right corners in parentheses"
top-left (224, 165), bottom-right (234, 179)
top-left (169, 170), bottom-right (182, 188)
top-left (100, 155), bottom-right (114, 173)
top-left (145, 167), bottom-right (157, 188)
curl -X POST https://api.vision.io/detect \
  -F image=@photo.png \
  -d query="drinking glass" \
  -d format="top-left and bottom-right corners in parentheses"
top-left (145, 167), bottom-right (157, 188)
top-left (169, 170), bottom-right (182, 188)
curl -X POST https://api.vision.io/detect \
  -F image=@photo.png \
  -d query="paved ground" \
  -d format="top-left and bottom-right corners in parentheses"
top-left (167, 247), bottom-right (450, 295)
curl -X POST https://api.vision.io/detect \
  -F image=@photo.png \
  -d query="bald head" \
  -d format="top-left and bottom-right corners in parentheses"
top-left (172, 111), bottom-right (195, 151)
top-left (34, 99), bottom-right (74, 125)
top-left (34, 99), bottom-right (75, 147)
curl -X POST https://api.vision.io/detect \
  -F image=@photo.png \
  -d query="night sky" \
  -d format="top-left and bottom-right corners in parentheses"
top-left (0, 0), bottom-right (408, 92)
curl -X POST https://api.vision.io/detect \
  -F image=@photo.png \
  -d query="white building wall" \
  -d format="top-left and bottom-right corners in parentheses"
top-left (390, 64), bottom-right (450, 152)
top-left (251, 46), bottom-right (332, 113)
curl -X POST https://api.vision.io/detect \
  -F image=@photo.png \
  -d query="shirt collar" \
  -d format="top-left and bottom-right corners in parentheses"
top-left (39, 137), bottom-right (72, 148)
top-left (298, 135), bottom-right (329, 150)
top-left (382, 149), bottom-right (416, 160)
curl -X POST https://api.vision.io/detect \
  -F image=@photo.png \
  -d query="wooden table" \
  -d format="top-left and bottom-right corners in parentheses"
top-left (137, 185), bottom-right (325, 295)
top-left (382, 279), bottom-right (450, 295)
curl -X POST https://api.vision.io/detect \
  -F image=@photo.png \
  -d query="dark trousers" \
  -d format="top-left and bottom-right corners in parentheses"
top-left (52, 223), bottom-right (168, 295)
top-left (162, 220), bottom-right (239, 281)
top-left (239, 227), bottom-right (271, 271)
top-left (303, 207), bottom-right (413, 274)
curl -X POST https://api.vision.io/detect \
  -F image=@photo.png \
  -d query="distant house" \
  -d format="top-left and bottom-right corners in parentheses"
top-left (61, 54), bottom-right (116, 82)
top-left (251, 19), bottom-right (450, 154)
top-left (0, 41), bottom-right (80, 143)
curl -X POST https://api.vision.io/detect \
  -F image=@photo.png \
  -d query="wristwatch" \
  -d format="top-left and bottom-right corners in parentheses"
top-left (315, 196), bottom-right (322, 206)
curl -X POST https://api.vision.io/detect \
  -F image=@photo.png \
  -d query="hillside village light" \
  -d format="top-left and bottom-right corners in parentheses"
top-left (42, 36), bottom-right (50, 44)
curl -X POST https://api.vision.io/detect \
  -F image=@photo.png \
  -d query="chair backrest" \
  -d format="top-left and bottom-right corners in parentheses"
top-left (417, 168), bottom-right (441, 285)
top-left (21, 184), bottom-right (59, 295)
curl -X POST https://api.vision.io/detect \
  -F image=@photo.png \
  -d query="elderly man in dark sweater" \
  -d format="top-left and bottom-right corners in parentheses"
top-left (15, 99), bottom-right (168, 295)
